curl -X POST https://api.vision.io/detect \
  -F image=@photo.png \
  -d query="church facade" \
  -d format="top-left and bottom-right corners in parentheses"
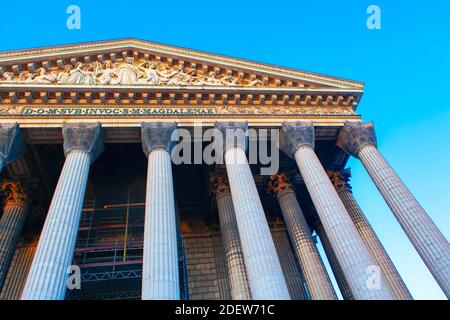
top-left (0, 39), bottom-right (448, 300)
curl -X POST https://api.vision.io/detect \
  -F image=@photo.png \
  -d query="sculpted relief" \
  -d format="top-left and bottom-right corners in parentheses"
top-left (215, 106), bottom-right (355, 115)
top-left (1, 57), bottom-right (265, 87)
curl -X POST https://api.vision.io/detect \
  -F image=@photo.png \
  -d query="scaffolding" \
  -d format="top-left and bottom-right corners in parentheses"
top-left (66, 197), bottom-right (189, 300)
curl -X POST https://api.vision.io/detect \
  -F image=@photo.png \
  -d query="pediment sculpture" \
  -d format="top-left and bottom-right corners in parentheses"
top-left (1, 57), bottom-right (264, 87)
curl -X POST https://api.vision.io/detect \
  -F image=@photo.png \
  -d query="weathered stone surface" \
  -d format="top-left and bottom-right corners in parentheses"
top-left (63, 122), bottom-right (104, 162)
top-left (279, 121), bottom-right (314, 159)
top-left (211, 175), bottom-right (251, 300)
top-left (313, 219), bottom-right (354, 300)
top-left (223, 145), bottom-right (290, 299)
top-left (337, 121), bottom-right (450, 298)
top-left (184, 235), bottom-right (226, 300)
top-left (141, 122), bottom-right (178, 156)
top-left (0, 181), bottom-right (28, 291)
top-left (328, 169), bottom-right (412, 300)
top-left (268, 174), bottom-right (337, 300)
top-left (214, 121), bottom-right (248, 153)
top-left (293, 144), bottom-right (393, 299)
top-left (0, 123), bottom-right (25, 169)
top-left (358, 144), bottom-right (450, 298)
top-left (336, 121), bottom-right (377, 158)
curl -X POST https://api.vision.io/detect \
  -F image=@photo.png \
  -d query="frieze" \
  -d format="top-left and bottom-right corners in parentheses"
top-left (0, 105), bottom-right (356, 117)
top-left (214, 106), bottom-right (355, 115)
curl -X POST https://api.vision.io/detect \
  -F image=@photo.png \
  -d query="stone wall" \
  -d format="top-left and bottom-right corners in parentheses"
top-left (183, 228), bottom-right (308, 300)
top-left (183, 233), bottom-right (231, 300)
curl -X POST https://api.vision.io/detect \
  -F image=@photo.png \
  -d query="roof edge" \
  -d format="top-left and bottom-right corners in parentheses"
top-left (0, 38), bottom-right (364, 89)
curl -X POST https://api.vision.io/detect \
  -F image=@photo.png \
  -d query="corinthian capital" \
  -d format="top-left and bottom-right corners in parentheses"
top-left (336, 121), bottom-right (377, 158)
top-left (267, 173), bottom-right (293, 198)
top-left (141, 122), bottom-right (178, 156)
top-left (279, 121), bottom-right (314, 159)
top-left (209, 175), bottom-right (231, 198)
top-left (0, 123), bottom-right (25, 166)
top-left (214, 121), bottom-right (248, 154)
top-left (0, 180), bottom-right (28, 208)
top-left (63, 122), bottom-right (104, 162)
top-left (327, 169), bottom-right (352, 193)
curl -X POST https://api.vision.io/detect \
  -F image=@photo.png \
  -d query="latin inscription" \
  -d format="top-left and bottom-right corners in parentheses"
top-left (0, 106), bottom-right (215, 116)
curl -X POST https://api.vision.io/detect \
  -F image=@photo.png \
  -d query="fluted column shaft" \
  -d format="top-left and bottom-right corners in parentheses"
top-left (215, 188), bottom-right (251, 300)
top-left (337, 121), bottom-right (450, 297)
top-left (330, 170), bottom-right (412, 300)
top-left (0, 202), bottom-right (27, 290)
top-left (225, 146), bottom-right (290, 299)
top-left (142, 148), bottom-right (179, 299)
top-left (294, 146), bottom-right (392, 299)
top-left (21, 122), bottom-right (103, 300)
top-left (21, 150), bottom-right (90, 299)
top-left (215, 121), bottom-right (290, 299)
top-left (314, 221), bottom-right (354, 300)
top-left (141, 122), bottom-right (179, 300)
top-left (359, 144), bottom-right (450, 297)
top-left (279, 121), bottom-right (393, 299)
top-left (277, 191), bottom-right (337, 300)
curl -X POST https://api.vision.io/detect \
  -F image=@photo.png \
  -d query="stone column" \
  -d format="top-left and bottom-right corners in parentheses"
top-left (215, 122), bottom-right (290, 300)
top-left (313, 218), bottom-right (354, 300)
top-left (21, 123), bottom-right (104, 300)
top-left (337, 121), bottom-right (450, 297)
top-left (0, 181), bottom-right (28, 291)
top-left (267, 173), bottom-right (337, 300)
top-left (279, 121), bottom-right (393, 300)
top-left (328, 169), bottom-right (413, 300)
top-left (210, 175), bottom-right (251, 300)
top-left (0, 123), bottom-right (25, 172)
top-left (141, 122), bottom-right (179, 300)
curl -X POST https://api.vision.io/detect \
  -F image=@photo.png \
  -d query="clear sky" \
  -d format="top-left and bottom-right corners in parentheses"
top-left (1, 0), bottom-right (448, 299)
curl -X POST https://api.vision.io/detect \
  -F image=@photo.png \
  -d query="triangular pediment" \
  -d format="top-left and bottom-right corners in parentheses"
top-left (0, 38), bottom-right (363, 90)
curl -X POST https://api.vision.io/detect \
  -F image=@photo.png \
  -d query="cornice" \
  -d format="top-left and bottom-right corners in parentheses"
top-left (0, 85), bottom-right (361, 107)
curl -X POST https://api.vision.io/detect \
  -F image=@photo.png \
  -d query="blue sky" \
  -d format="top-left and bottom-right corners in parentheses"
top-left (1, 0), bottom-right (448, 299)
